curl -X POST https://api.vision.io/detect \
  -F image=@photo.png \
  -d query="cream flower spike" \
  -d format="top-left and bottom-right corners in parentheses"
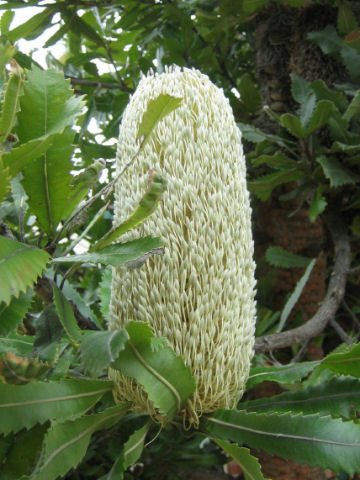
top-left (109, 66), bottom-right (256, 425)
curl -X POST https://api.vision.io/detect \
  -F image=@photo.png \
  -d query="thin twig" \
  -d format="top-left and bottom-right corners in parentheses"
top-left (255, 213), bottom-right (351, 352)
top-left (329, 318), bottom-right (353, 345)
top-left (342, 300), bottom-right (360, 331)
top-left (67, 76), bottom-right (133, 92)
top-left (291, 338), bottom-right (312, 364)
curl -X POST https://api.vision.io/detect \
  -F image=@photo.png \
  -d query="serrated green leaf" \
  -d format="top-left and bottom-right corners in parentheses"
top-left (122, 422), bottom-right (149, 470)
top-left (32, 404), bottom-right (128, 480)
top-left (137, 94), bottom-right (182, 148)
top-left (7, 7), bottom-right (55, 42)
top-left (290, 73), bottom-right (309, 105)
top-left (0, 333), bottom-right (33, 356)
top-left (279, 113), bottom-right (306, 138)
top-left (249, 169), bottom-right (305, 200)
top-left (246, 361), bottom-right (319, 390)
top-left (242, 377), bottom-right (360, 418)
top-left (63, 10), bottom-right (106, 47)
top-left (53, 236), bottom-right (163, 267)
top-left (338, 1), bottom-right (358, 36)
top-left (306, 100), bottom-right (336, 135)
top-left (0, 290), bottom-right (33, 336)
top-left (16, 67), bottom-right (83, 234)
top-left (0, 423), bottom-right (47, 480)
top-left (215, 439), bottom-right (268, 480)
top-left (0, 352), bottom-right (51, 385)
top-left (265, 247), bottom-right (311, 268)
top-left (0, 61), bottom-right (23, 144)
top-left (0, 236), bottom-right (50, 305)
top-left (112, 321), bottom-right (196, 420)
top-left (316, 155), bottom-right (359, 187)
top-left (238, 122), bottom-right (293, 148)
top-left (321, 342), bottom-right (360, 377)
top-left (203, 410), bottom-right (360, 475)
top-left (309, 79), bottom-right (347, 110)
top-left (81, 329), bottom-right (129, 377)
top-left (308, 25), bottom-right (344, 55)
top-left (277, 259), bottom-right (316, 332)
top-left (52, 283), bottom-right (82, 348)
top-left (0, 378), bottom-right (113, 435)
top-left (3, 135), bottom-right (54, 178)
top-left (0, 10), bottom-right (14, 35)
top-left (251, 152), bottom-right (297, 169)
top-left (95, 172), bottom-right (167, 250)
top-left (99, 267), bottom-right (111, 321)
top-left (309, 187), bottom-right (327, 222)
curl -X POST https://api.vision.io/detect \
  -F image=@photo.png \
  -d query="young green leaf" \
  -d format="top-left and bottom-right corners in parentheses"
top-left (0, 236), bottom-right (50, 305)
top-left (112, 321), bottom-right (196, 420)
top-left (32, 404), bottom-right (129, 480)
top-left (316, 155), bottom-right (359, 187)
top-left (94, 172), bottom-right (167, 250)
top-left (0, 291), bottom-right (33, 336)
top-left (246, 361), bottom-right (320, 389)
top-left (0, 60), bottom-right (23, 144)
top-left (81, 329), bottom-right (129, 377)
top-left (321, 342), bottom-right (360, 378)
top-left (137, 94), bottom-right (182, 148)
top-left (242, 376), bottom-right (360, 418)
top-left (0, 378), bottom-right (113, 435)
top-left (122, 422), bottom-right (149, 471)
top-left (265, 247), bottom-right (312, 268)
top-left (52, 283), bottom-right (82, 348)
top-left (309, 187), bottom-right (327, 222)
top-left (277, 259), bottom-right (316, 332)
top-left (203, 410), bottom-right (360, 475)
top-left (53, 236), bottom-right (163, 267)
top-left (214, 439), bottom-right (269, 480)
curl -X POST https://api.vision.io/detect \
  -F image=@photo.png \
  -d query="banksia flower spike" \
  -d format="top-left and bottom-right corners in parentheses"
top-left (109, 67), bottom-right (256, 424)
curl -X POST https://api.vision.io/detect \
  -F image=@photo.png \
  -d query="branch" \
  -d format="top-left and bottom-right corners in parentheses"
top-left (255, 213), bottom-right (351, 352)
top-left (67, 76), bottom-right (133, 93)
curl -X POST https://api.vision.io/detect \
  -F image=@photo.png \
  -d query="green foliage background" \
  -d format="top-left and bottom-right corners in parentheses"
top-left (0, 1), bottom-right (360, 479)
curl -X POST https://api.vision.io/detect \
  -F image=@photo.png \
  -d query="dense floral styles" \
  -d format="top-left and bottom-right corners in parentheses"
top-left (109, 67), bottom-right (256, 423)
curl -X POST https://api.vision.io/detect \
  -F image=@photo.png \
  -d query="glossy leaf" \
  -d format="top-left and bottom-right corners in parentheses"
top-left (0, 291), bottom-right (33, 335)
top-left (0, 378), bottom-right (113, 435)
top-left (246, 361), bottom-right (320, 389)
top-left (277, 259), bottom-right (316, 332)
top-left (242, 377), bottom-right (360, 418)
top-left (321, 342), bottom-right (360, 378)
top-left (0, 236), bottom-right (50, 305)
top-left (53, 236), bottom-right (163, 267)
top-left (137, 94), bottom-right (182, 147)
top-left (81, 329), bottom-right (129, 377)
top-left (215, 439), bottom-right (268, 480)
top-left (52, 283), bottom-right (82, 348)
top-left (316, 155), bottom-right (359, 187)
top-left (94, 172), bottom-right (167, 250)
top-left (265, 247), bottom-right (311, 268)
top-left (112, 321), bottom-right (196, 419)
top-left (32, 404), bottom-right (129, 480)
top-left (203, 410), bottom-right (360, 475)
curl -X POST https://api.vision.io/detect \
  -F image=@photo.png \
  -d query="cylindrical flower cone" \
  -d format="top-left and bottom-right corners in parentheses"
top-left (109, 67), bottom-right (256, 424)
